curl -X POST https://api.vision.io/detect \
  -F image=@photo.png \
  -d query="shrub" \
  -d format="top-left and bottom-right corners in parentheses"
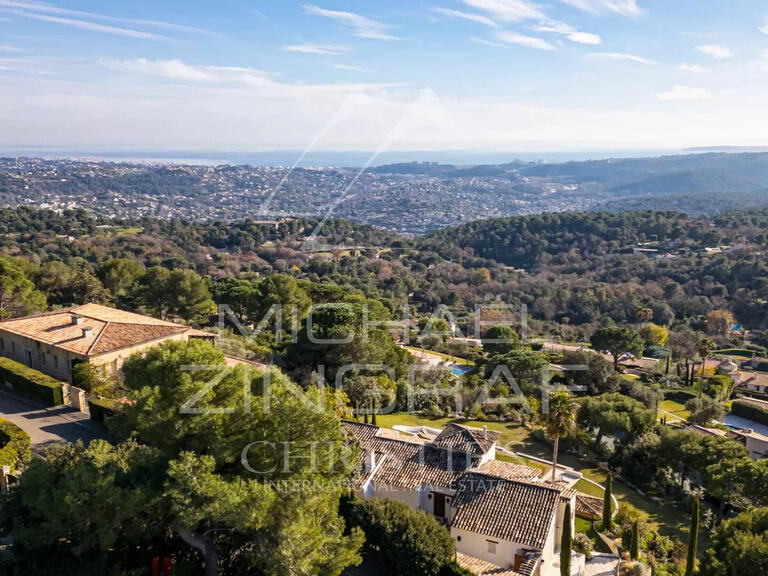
top-left (573, 532), bottom-right (593, 560)
top-left (346, 498), bottom-right (456, 576)
top-left (731, 399), bottom-right (768, 427)
top-left (685, 397), bottom-right (725, 425)
top-left (0, 357), bottom-right (63, 405)
top-left (88, 397), bottom-right (118, 424)
top-left (0, 418), bottom-right (31, 470)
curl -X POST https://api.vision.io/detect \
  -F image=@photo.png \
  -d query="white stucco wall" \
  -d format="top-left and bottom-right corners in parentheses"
top-left (420, 485), bottom-right (457, 518)
top-left (746, 434), bottom-right (768, 459)
top-left (370, 483), bottom-right (422, 510)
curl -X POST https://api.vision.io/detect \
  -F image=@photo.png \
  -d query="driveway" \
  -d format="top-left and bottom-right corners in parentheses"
top-left (584, 554), bottom-right (621, 576)
top-left (0, 390), bottom-right (106, 453)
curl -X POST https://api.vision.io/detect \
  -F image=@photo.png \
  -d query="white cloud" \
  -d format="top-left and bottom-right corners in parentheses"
top-left (282, 44), bottom-right (350, 56)
top-left (101, 59), bottom-right (276, 86)
top-left (470, 36), bottom-right (508, 48)
top-left (495, 30), bottom-right (556, 50)
top-left (657, 85), bottom-right (712, 101)
top-left (461, 0), bottom-right (545, 23)
top-left (759, 17), bottom-right (768, 34)
top-left (8, 57), bottom-right (768, 152)
top-left (566, 31), bottom-right (602, 44)
top-left (3, 8), bottom-right (164, 39)
top-left (303, 5), bottom-right (398, 41)
top-left (753, 50), bottom-right (768, 72)
top-left (560, 0), bottom-right (642, 17)
top-left (589, 52), bottom-right (656, 64)
top-left (0, 44), bottom-right (22, 52)
top-left (679, 62), bottom-right (710, 74)
top-left (330, 63), bottom-right (372, 73)
top-left (533, 21), bottom-right (601, 44)
top-left (433, 7), bottom-right (499, 28)
top-left (0, 0), bottom-right (215, 37)
top-left (697, 44), bottom-right (733, 60)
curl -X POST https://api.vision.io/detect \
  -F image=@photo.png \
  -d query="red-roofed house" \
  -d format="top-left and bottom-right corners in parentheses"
top-left (0, 303), bottom-right (214, 383)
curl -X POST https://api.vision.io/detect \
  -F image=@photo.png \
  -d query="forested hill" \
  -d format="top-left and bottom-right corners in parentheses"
top-left (419, 210), bottom-right (768, 270)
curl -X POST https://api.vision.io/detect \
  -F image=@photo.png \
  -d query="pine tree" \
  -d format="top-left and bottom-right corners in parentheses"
top-left (602, 472), bottom-right (613, 532)
top-left (686, 498), bottom-right (700, 576)
top-left (560, 502), bottom-right (572, 576)
top-left (630, 520), bottom-right (640, 561)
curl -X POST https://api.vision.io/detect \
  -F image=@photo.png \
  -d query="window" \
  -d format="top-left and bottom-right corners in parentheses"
top-left (23, 349), bottom-right (32, 367)
top-left (54, 355), bottom-right (58, 368)
top-left (456, 535), bottom-right (462, 542)
top-left (0, 338), bottom-right (4, 351)
top-left (40, 351), bottom-right (46, 366)
top-left (487, 540), bottom-right (497, 554)
top-left (11, 341), bottom-right (15, 354)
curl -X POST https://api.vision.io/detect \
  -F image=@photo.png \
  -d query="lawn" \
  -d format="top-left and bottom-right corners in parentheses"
top-left (375, 413), bottom-right (532, 449)
top-left (402, 346), bottom-right (475, 366)
top-left (658, 399), bottom-right (690, 423)
top-left (575, 517), bottom-right (612, 554)
top-left (573, 478), bottom-right (604, 499)
top-left (518, 439), bottom-right (689, 539)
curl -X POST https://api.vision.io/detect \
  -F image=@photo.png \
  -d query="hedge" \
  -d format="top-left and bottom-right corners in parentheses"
top-left (716, 347), bottom-right (767, 358)
top-left (0, 418), bottom-right (31, 471)
top-left (731, 399), bottom-right (768, 427)
top-left (88, 397), bottom-right (118, 424)
top-left (0, 357), bottom-right (63, 406)
top-left (663, 390), bottom-right (698, 405)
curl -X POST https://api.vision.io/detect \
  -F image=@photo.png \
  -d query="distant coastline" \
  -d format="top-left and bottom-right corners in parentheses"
top-left (0, 148), bottom-right (686, 168)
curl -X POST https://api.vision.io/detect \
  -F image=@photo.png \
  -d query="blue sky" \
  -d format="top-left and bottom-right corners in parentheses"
top-left (2, 0), bottom-right (768, 152)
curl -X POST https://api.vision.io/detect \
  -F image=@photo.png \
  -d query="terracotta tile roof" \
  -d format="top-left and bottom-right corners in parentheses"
top-left (432, 423), bottom-right (501, 455)
top-left (342, 420), bottom-right (381, 445)
top-left (451, 473), bottom-right (560, 549)
top-left (341, 421), bottom-right (475, 490)
top-left (456, 553), bottom-right (523, 576)
top-left (342, 421), bottom-right (384, 489)
top-left (575, 493), bottom-right (602, 520)
top-left (738, 372), bottom-right (768, 390)
top-left (90, 322), bottom-right (188, 355)
top-left (0, 304), bottom-right (197, 357)
top-left (474, 460), bottom-right (542, 482)
top-left (370, 437), bottom-right (474, 490)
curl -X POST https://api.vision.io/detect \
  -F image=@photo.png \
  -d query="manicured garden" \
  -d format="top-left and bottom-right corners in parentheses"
top-left (374, 412), bottom-right (691, 540)
top-left (658, 399), bottom-right (690, 423)
top-left (401, 347), bottom-right (475, 366)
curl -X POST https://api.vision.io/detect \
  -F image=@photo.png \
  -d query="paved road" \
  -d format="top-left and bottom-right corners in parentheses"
top-left (0, 390), bottom-right (106, 453)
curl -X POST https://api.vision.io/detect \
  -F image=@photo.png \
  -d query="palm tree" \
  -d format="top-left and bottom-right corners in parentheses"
top-left (697, 337), bottom-right (716, 398)
top-left (636, 306), bottom-right (653, 325)
top-left (545, 390), bottom-right (579, 482)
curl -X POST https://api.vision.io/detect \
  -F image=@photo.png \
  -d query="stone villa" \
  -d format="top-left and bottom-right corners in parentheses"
top-left (0, 303), bottom-right (213, 383)
top-left (344, 421), bottom-right (583, 576)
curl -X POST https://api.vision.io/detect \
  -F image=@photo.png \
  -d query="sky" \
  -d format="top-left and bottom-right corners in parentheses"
top-left (2, 0), bottom-right (768, 154)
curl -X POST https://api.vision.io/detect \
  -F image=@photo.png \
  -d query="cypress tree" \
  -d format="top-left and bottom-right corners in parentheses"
top-left (686, 498), bottom-right (700, 576)
top-left (371, 401), bottom-right (378, 426)
top-left (630, 520), bottom-right (640, 561)
top-left (602, 472), bottom-right (613, 532)
top-left (364, 409), bottom-right (369, 425)
top-left (560, 502), bottom-right (572, 576)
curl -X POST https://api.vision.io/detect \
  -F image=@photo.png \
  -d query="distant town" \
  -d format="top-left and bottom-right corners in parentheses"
top-left (5, 153), bottom-right (768, 235)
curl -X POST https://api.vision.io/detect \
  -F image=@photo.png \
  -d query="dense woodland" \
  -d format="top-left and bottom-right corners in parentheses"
top-left (2, 206), bottom-right (768, 339)
top-left (0, 206), bottom-right (767, 575)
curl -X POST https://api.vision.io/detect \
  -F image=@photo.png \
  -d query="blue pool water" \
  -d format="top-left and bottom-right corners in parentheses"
top-left (451, 365), bottom-right (474, 376)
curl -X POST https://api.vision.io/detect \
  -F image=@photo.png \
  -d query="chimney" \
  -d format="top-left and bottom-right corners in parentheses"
top-left (71, 315), bottom-right (84, 326)
top-left (482, 426), bottom-right (488, 440)
top-left (82, 327), bottom-right (93, 338)
top-left (364, 449), bottom-right (377, 473)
